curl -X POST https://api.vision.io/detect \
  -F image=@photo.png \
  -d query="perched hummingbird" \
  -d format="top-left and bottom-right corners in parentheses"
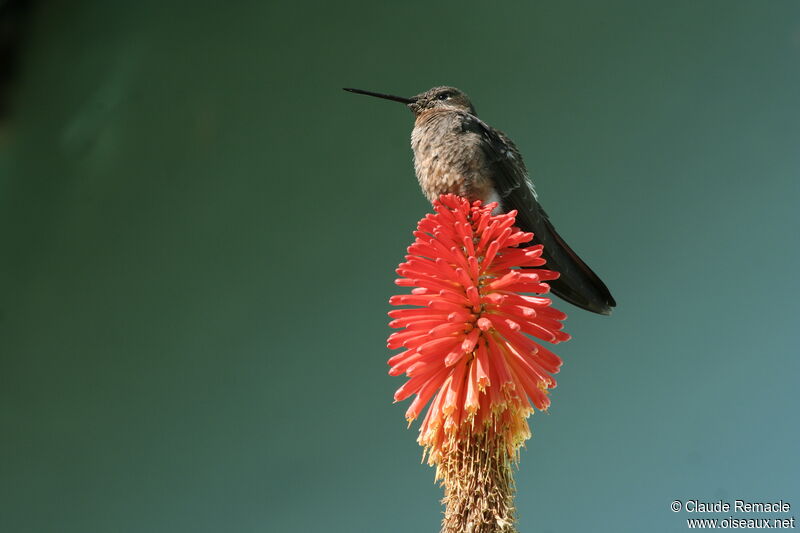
top-left (344, 86), bottom-right (616, 315)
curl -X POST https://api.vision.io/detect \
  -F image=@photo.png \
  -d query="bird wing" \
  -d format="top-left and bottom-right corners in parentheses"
top-left (459, 113), bottom-right (616, 315)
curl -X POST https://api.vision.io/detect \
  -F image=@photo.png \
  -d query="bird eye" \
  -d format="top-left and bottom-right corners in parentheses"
top-left (436, 92), bottom-right (451, 100)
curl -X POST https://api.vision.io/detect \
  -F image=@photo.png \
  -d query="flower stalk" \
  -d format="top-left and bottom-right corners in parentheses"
top-left (440, 429), bottom-right (517, 533)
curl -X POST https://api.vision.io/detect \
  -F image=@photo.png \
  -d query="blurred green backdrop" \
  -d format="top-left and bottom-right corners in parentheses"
top-left (2, 1), bottom-right (798, 532)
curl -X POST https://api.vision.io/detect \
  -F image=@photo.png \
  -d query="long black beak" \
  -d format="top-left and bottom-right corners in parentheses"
top-left (343, 87), bottom-right (415, 105)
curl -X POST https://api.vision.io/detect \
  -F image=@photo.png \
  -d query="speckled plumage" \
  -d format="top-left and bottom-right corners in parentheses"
top-left (411, 109), bottom-right (497, 203)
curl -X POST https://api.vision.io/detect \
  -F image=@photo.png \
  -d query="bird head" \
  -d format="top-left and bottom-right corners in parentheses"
top-left (344, 86), bottom-right (476, 116)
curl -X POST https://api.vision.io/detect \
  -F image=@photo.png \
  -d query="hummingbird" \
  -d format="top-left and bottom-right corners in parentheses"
top-left (344, 86), bottom-right (616, 315)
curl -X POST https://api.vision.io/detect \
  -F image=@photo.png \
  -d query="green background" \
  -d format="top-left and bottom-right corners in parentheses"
top-left (2, 1), bottom-right (798, 532)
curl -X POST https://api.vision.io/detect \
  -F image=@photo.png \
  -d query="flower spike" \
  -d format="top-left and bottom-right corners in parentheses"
top-left (388, 194), bottom-right (570, 467)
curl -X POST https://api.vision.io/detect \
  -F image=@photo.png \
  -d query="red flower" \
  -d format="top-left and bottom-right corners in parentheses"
top-left (388, 194), bottom-right (570, 464)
